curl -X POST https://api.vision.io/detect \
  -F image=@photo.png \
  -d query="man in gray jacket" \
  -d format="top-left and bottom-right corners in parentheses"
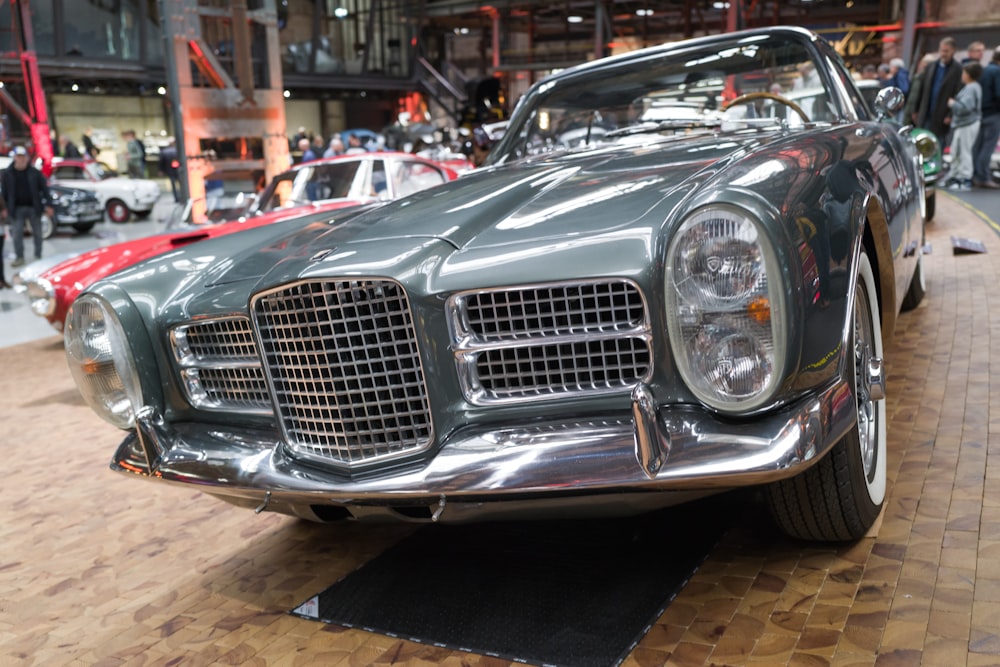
top-left (947, 62), bottom-right (984, 191)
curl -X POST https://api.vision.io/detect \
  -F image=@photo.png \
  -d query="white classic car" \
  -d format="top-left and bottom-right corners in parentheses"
top-left (48, 158), bottom-right (160, 223)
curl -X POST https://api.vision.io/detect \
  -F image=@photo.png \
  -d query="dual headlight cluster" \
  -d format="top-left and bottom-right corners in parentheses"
top-left (665, 206), bottom-right (786, 413)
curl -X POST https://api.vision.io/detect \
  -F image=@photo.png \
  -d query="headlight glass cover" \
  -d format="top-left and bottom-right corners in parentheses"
top-left (666, 206), bottom-right (786, 412)
top-left (64, 294), bottom-right (143, 428)
top-left (25, 278), bottom-right (56, 317)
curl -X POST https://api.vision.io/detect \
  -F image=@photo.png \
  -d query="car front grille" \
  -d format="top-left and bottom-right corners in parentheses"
top-left (251, 278), bottom-right (433, 468)
top-left (448, 279), bottom-right (652, 404)
top-left (170, 317), bottom-right (272, 413)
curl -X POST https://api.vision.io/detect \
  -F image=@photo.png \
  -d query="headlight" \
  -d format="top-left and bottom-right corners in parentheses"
top-left (64, 294), bottom-right (144, 429)
top-left (665, 206), bottom-right (786, 412)
top-left (914, 132), bottom-right (939, 161)
top-left (25, 277), bottom-right (56, 317)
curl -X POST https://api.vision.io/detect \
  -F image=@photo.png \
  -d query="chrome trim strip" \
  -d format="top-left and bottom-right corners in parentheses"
top-left (114, 378), bottom-right (856, 508)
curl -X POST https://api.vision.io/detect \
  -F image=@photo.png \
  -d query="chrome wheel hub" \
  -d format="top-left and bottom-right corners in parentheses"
top-left (854, 287), bottom-right (882, 481)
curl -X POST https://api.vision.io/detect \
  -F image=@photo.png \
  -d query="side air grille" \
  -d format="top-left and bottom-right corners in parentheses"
top-left (170, 317), bottom-right (272, 413)
top-left (448, 279), bottom-right (652, 404)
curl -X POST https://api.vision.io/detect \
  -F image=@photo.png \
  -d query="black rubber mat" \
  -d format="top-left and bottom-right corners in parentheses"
top-left (292, 494), bottom-right (737, 667)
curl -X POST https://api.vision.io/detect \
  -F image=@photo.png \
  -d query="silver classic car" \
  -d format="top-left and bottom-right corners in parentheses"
top-left (66, 27), bottom-right (928, 542)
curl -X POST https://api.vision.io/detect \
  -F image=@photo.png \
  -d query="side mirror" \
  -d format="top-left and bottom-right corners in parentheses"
top-left (874, 87), bottom-right (905, 120)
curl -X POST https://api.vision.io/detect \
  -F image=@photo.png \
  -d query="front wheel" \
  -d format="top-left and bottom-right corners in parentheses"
top-left (925, 191), bottom-right (936, 222)
top-left (766, 250), bottom-right (886, 541)
top-left (40, 214), bottom-right (56, 239)
top-left (72, 222), bottom-right (97, 234)
top-left (105, 199), bottom-right (131, 223)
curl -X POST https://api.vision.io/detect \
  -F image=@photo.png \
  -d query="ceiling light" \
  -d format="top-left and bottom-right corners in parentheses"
top-left (636, 9), bottom-right (653, 16)
top-left (333, 7), bottom-right (348, 18)
top-left (567, 15), bottom-right (583, 23)
top-left (713, 1), bottom-right (730, 7)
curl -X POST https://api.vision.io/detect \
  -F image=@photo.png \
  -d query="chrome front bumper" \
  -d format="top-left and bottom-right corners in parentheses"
top-left (113, 380), bottom-right (857, 516)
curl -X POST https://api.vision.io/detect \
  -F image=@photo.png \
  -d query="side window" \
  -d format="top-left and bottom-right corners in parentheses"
top-left (371, 160), bottom-right (388, 197)
top-left (310, 163), bottom-right (359, 200)
top-left (395, 162), bottom-right (446, 197)
top-left (54, 166), bottom-right (84, 179)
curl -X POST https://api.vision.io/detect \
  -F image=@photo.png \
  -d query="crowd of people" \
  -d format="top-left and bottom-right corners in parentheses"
top-left (871, 37), bottom-right (1000, 191)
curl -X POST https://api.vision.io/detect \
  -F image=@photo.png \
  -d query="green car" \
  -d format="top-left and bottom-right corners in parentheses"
top-left (911, 126), bottom-right (942, 220)
top-left (66, 27), bottom-right (928, 543)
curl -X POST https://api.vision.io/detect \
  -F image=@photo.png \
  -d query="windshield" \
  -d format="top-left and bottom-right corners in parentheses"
top-left (493, 33), bottom-right (838, 163)
top-left (88, 162), bottom-right (119, 180)
top-left (253, 161), bottom-right (364, 213)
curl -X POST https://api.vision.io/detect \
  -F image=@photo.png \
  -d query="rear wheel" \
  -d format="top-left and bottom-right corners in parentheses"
top-left (925, 191), bottom-right (936, 221)
top-left (72, 222), bottom-right (97, 234)
top-left (766, 250), bottom-right (886, 541)
top-left (105, 199), bottom-right (131, 223)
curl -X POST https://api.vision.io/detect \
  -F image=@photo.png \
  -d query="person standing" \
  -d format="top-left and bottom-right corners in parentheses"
top-left (123, 130), bottom-right (145, 178)
top-left (158, 138), bottom-right (181, 201)
top-left (0, 196), bottom-right (9, 287)
top-left (904, 54), bottom-right (936, 125)
top-left (59, 135), bottom-right (82, 158)
top-left (323, 136), bottom-right (345, 158)
top-left (911, 37), bottom-right (964, 148)
top-left (946, 62), bottom-right (984, 191)
top-left (973, 47), bottom-right (1000, 188)
top-left (0, 146), bottom-right (54, 267)
top-left (885, 58), bottom-right (910, 96)
top-left (964, 41), bottom-right (985, 65)
top-left (82, 127), bottom-right (100, 160)
top-left (298, 137), bottom-right (317, 163)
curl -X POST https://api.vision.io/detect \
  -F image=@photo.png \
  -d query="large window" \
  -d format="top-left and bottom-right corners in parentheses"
top-left (283, 0), bottom-right (415, 77)
top-left (62, 0), bottom-right (141, 60)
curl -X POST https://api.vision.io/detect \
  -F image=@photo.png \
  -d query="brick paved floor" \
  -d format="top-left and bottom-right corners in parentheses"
top-left (1, 192), bottom-right (998, 666)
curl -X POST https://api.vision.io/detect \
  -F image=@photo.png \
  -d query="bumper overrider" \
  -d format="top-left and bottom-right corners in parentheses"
top-left (113, 380), bottom-right (857, 521)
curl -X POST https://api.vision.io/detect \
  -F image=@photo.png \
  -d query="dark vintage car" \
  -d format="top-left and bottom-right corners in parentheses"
top-left (44, 184), bottom-right (104, 237)
top-left (66, 27), bottom-right (928, 542)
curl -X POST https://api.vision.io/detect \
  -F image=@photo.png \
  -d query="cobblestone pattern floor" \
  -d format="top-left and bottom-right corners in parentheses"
top-left (1, 193), bottom-right (998, 666)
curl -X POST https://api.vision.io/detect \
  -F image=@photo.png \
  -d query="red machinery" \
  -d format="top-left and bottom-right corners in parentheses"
top-left (0, 0), bottom-right (53, 175)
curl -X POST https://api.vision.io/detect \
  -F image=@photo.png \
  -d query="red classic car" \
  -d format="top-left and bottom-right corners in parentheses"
top-left (17, 152), bottom-right (459, 330)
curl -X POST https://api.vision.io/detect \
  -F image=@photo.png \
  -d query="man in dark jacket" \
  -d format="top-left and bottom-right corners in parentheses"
top-left (911, 37), bottom-right (964, 147)
top-left (973, 46), bottom-right (1000, 188)
top-left (0, 146), bottom-right (54, 267)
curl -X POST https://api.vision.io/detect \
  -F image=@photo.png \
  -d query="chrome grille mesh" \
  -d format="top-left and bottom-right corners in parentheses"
top-left (465, 281), bottom-right (647, 340)
top-left (183, 317), bottom-right (259, 361)
top-left (186, 367), bottom-right (271, 409)
top-left (477, 338), bottom-right (651, 397)
top-left (251, 279), bottom-right (432, 466)
top-left (450, 280), bottom-right (652, 403)
top-left (171, 317), bottom-right (271, 412)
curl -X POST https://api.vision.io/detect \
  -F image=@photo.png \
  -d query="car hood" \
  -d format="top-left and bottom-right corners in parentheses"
top-left (117, 127), bottom-right (860, 322)
top-left (366, 133), bottom-right (753, 250)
